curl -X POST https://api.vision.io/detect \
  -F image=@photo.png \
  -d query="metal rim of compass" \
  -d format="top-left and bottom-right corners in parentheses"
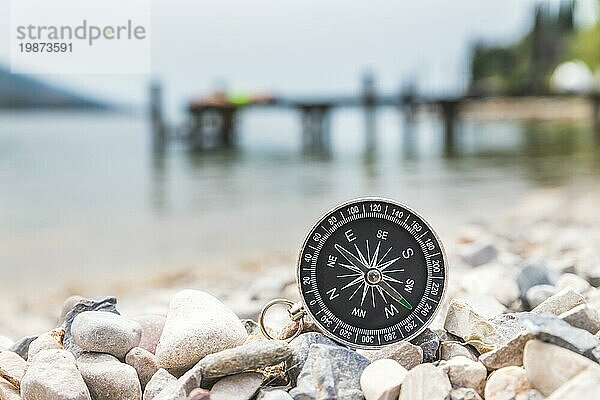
top-left (294, 196), bottom-right (449, 349)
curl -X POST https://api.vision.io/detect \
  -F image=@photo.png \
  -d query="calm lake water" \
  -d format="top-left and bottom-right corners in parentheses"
top-left (1, 109), bottom-right (600, 294)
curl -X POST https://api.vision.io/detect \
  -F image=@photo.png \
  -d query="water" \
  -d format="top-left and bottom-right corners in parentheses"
top-left (1, 109), bottom-right (599, 295)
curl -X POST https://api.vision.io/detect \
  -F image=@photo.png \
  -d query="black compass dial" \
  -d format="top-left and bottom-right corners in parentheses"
top-left (297, 198), bottom-right (447, 349)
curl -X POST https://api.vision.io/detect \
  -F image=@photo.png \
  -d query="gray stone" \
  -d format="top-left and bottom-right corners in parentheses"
top-left (133, 315), bottom-right (166, 354)
top-left (359, 359), bottom-right (407, 400)
top-left (210, 372), bottom-right (262, 400)
top-left (459, 242), bottom-right (497, 267)
top-left (525, 285), bottom-right (557, 309)
top-left (578, 262), bottom-right (600, 287)
top-left (559, 304), bottom-right (600, 334)
top-left (187, 388), bottom-right (210, 400)
top-left (61, 296), bottom-right (119, 357)
top-left (479, 332), bottom-right (534, 370)
top-left (517, 263), bottom-right (555, 304)
top-left (440, 341), bottom-right (479, 361)
top-left (27, 329), bottom-right (63, 359)
top-left (0, 350), bottom-right (27, 389)
top-left (359, 341), bottom-right (423, 369)
top-left (523, 340), bottom-right (600, 396)
top-left (439, 356), bottom-right (487, 396)
top-left (58, 295), bottom-right (85, 325)
top-left (532, 287), bottom-right (585, 316)
top-left (198, 340), bottom-right (291, 379)
top-left (546, 369), bottom-right (600, 400)
top-left (20, 349), bottom-right (91, 400)
top-left (241, 319), bottom-right (260, 335)
top-left (77, 352), bottom-right (142, 400)
top-left (409, 328), bottom-right (440, 362)
top-left (398, 363), bottom-right (451, 400)
top-left (256, 389), bottom-right (293, 400)
top-left (289, 344), bottom-right (369, 400)
top-left (449, 388), bottom-right (482, 400)
top-left (143, 369), bottom-right (176, 400)
top-left (9, 335), bottom-right (37, 360)
top-left (72, 311), bottom-right (142, 359)
top-left (483, 366), bottom-right (531, 400)
top-left (286, 332), bottom-right (338, 384)
top-left (155, 290), bottom-right (247, 371)
top-left (556, 273), bottom-right (591, 293)
top-left (126, 347), bottom-right (159, 390)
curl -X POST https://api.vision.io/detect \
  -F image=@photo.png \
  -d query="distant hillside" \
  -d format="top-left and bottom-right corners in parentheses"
top-left (0, 66), bottom-right (107, 109)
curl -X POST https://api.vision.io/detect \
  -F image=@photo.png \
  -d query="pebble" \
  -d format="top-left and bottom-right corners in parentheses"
top-left (556, 273), bottom-right (591, 293)
top-left (398, 363), bottom-right (451, 400)
top-left (523, 340), bottom-right (600, 396)
top-left (409, 328), bottom-right (441, 363)
top-left (525, 284), bottom-right (557, 309)
top-left (483, 366), bottom-right (531, 400)
top-left (77, 352), bottom-right (142, 400)
top-left (359, 359), bottom-right (407, 400)
top-left (126, 347), bottom-right (159, 389)
top-left (72, 311), bottom-right (142, 359)
top-left (256, 389), bottom-right (293, 400)
top-left (449, 387), bottom-right (483, 400)
top-left (461, 264), bottom-right (519, 307)
top-left (210, 372), bottom-right (263, 400)
top-left (559, 304), bottom-right (600, 334)
top-left (0, 380), bottom-right (21, 400)
top-left (454, 292), bottom-right (507, 319)
top-left (286, 332), bottom-right (338, 384)
top-left (531, 287), bottom-right (585, 316)
top-left (517, 263), bottom-right (555, 303)
top-left (20, 349), bottom-right (91, 400)
top-left (0, 350), bottom-right (27, 389)
top-left (289, 344), bottom-right (369, 400)
top-left (440, 341), bottom-right (479, 361)
top-left (459, 241), bottom-right (498, 267)
top-left (479, 332), bottom-right (534, 370)
top-left (198, 340), bottom-right (291, 379)
top-left (57, 295), bottom-right (85, 325)
top-left (27, 329), bottom-right (63, 359)
top-left (359, 341), bottom-right (423, 369)
top-left (187, 388), bottom-right (211, 400)
top-left (444, 299), bottom-right (505, 353)
top-left (132, 315), bottom-right (166, 354)
top-left (142, 369), bottom-right (176, 400)
top-left (545, 369), bottom-right (600, 399)
top-left (9, 335), bottom-right (37, 360)
top-left (155, 290), bottom-right (247, 371)
top-left (439, 356), bottom-right (487, 395)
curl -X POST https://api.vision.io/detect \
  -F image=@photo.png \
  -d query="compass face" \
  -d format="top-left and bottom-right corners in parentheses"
top-left (297, 198), bottom-right (447, 349)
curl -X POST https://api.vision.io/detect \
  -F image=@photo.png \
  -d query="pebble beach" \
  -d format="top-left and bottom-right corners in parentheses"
top-left (2, 188), bottom-right (600, 399)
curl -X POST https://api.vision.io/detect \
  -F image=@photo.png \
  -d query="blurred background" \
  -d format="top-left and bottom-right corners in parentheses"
top-left (1, 0), bottom-right (600, 323)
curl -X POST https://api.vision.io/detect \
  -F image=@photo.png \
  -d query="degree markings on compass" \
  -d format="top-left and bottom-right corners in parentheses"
top-left (424, 296), bottom-right (438, 303)
top-left (418, 230), bottom-right (429, 239)
top-left (308, 245), bottom-right (318, 251)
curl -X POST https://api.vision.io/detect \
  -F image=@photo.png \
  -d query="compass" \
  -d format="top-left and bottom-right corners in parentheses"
top-left (295, 197), bottom-right (447, 349)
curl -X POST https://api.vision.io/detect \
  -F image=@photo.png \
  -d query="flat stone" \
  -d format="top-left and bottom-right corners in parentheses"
top-left (398, 363), bottom-right (451, 400)
top-left (440, 341), bottom-right (479, 361)
top-left (210, 372), bottom-right (262, 400)
top-left (483, 366), bottom-right (531, 400)
top-left (449, 387), bottom-right (482, 400)
top-left (559, 304), bottom-right (600, 334)
top-left (188, 388), bottom-right (210, 399)
top-left (27, 329), bottom-right (64, 359)
top-left (20, 349), bottom-right (91, 400)
top-left (546, 369), bottom-right (600, 400)
top-left (289, 344), bottom-right (369, 400)
top-left (454, 292), bottom-right (506, 319)
top-left (72, 311), bottom-right (142, 359)
top-left (77, 352), bottom-right (142, 400)
top-left (532, 287), bottom-right (585, 316)
top-left (155, 290), bottom-right (247, 371)
top-left (556, 273), bottom-right (591, 293)
top-left (198, 340), bottom-right (291, 379)
top-left (133, 315), bottom-right (166, 354)
top-left (444, 299), bottom-right (505, 353)
top-left (459, 242), bottom-right (498, 267)
top-left (360, 359), bottom-right (407, 400)
top-left (523, 340), bottom-right (600, 396)
top-left (143, 369), bottom-right (176, 400)
top-left (256, 389), bottom-right (293, 400)
top-left (359, 341), bottom-right (423, 369)
top-left (286, 332), bottom-right (338, 384)
top-left (409, 328), bottom-right (440, 362)
top-left (61, 296), bottom-right (119, 357)
top-left (126, 347), bottom-right (159, 390)
top-left (9, 335), bottom-right (37, 360)
top-left (0, 350), bottom-right (27, 389)
top-left (517, 263), bottom-right (554, 304)
top-left (439, 356), bottom-right (487, 396)
top-left (525, 285), bottom-right (557, 309)
top-left (479, 332), bottom-right (534, 370)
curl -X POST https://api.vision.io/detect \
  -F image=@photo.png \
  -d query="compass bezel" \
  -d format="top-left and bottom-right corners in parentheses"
top-left (295, 197), bottom-right (448, 349)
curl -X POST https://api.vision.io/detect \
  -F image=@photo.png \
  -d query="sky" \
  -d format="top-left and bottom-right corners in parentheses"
top-left (1, 0), bottom-right (593, 117)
